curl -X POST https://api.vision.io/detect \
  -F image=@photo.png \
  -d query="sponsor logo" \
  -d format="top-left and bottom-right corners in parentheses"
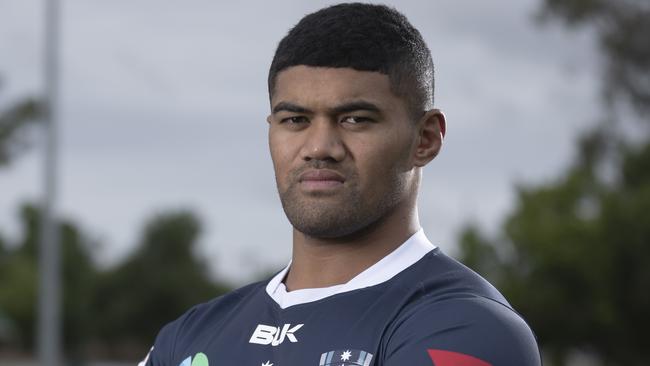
top-left (249, 323), bottom-right (304, 346)
top-left (179, 352), bottom-right (209, 366)
top-left (319, 349), bottom-right (373, 366)
top-left (427, 349), bottom-right (492, 366)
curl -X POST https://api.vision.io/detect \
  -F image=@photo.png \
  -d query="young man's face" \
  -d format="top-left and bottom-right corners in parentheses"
top-left (268, 66), bottom-right (421, 239)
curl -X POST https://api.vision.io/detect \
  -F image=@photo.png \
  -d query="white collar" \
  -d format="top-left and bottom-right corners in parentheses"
top-left (265, 229), bottom-right (436, 309)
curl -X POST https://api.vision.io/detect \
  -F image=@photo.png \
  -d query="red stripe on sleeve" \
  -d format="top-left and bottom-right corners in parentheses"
top-left (427, 349), bottom-right (492, 366)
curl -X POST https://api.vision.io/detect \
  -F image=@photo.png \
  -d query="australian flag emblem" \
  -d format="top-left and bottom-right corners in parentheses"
top-left (319, 349), bottom-right (373, 366)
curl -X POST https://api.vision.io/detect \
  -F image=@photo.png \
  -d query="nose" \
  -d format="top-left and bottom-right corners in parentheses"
top-left (300, 118), bottom-right (346, 162)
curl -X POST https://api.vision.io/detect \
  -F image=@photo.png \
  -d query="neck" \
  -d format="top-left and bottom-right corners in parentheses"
top-left (284, 200), bottom-right (420, 291)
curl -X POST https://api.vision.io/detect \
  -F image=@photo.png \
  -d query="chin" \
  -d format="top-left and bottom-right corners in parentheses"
top-left (289, 207), bottom-right (384, 240)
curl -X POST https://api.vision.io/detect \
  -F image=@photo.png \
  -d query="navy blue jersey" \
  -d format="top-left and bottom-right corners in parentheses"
top-left (140, 231), bottom-right (541, 366)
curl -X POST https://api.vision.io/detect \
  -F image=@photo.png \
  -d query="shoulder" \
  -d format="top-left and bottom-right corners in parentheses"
top-left (385, 248), bottom-right (512, 313)
top-left (385, 295), bottom-right (540, 364)
top-left (168, 280), bottom-right (265, 336)
top-left (380, 250), bottom-right (541, 365)
top-left (145, 280), bottom-right (267, 366)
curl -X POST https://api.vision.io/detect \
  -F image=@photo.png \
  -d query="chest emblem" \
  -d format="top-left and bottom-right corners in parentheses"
top-left (319, 349), bottom-right (373, 366)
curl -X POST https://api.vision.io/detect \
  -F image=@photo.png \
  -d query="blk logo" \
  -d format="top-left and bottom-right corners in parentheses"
top-left (249, 323), bottom-right (304, 346)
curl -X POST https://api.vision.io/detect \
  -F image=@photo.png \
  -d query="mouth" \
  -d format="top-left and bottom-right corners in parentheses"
top-left (298, 169), bottom-right (346, 191)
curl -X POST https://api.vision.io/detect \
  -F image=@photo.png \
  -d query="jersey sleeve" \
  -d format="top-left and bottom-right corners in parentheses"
top-left (138, 310), bottom-right (190, 366)
top-left (381, 296), bottom-right (541, 366)
top-left (138, 321), bottom-right (176, 366)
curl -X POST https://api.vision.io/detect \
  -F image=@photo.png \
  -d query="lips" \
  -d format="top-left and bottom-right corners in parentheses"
top-left (299, 169), bottom-right (345, 183)
top-left (298, 169), bottom-right (345, 190)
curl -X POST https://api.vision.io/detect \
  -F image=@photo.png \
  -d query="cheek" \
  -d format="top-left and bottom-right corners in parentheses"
top-left (357, 138), bottom-right (407, 184)
top-left (354, 134), bottom-right (413, 191)
top-left (269, 131), bottom-right (298, 182)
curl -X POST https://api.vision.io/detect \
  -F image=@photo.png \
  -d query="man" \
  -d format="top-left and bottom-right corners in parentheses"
top-left (141, 3), bottom-right (541, 366)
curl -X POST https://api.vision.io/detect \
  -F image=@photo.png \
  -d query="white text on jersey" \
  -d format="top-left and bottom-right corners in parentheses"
top-left (249, 323), bottom-right (304, 346)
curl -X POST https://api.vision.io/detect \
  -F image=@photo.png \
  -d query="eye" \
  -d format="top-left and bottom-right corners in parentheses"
top-left (341, 116), bottom-right (373, 124)
top-left (280, 116), bottom-right (309, 124)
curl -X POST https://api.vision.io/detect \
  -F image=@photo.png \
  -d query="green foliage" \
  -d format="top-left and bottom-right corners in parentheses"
top-left (0, 87), bottom-right (231, 358)
top-left (0, 233), bottom-right (7, 268)
top-left (458, 1), bottom-right (650, 364)
top-left (0, 97), bottom-right (42, 167)
top-left (0, 251), bottom-right (38, 349)
top-left (538, 0), bottom-right (650, 114)
top-left (91, 211), bottom-right (230, 358)
top-left (459, 139), bottom-right (650, 364)
top-left (0, 206), bottom-right (231, 360)
top-left (0, 204), bottom-right (97, 352)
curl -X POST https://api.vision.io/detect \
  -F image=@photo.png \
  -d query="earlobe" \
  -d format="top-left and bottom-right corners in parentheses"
top-left (413, 109), bottom-right (446, 167)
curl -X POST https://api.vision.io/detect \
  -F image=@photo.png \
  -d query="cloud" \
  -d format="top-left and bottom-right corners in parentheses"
top-left (0, 0), bottom-right (600, 284)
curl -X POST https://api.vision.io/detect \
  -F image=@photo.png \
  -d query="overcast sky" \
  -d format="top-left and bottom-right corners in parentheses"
top-left (0, 0), bottom-right (600, 285)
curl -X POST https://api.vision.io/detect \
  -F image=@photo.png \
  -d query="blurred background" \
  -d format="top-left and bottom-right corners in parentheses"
top-left (0, 0), bottom-right (648, 365)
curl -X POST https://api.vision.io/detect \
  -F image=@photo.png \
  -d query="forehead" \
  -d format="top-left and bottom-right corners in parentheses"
top-left (271, 66), bottom-right (406, 112)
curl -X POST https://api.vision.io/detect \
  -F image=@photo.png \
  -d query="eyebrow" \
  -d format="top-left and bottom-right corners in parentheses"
top-left (272, 100), bottom-right (382, 115)
top-left (272, 102), bottom-right (312, 114)
top-left (330, 101), bottom-right (381, 115)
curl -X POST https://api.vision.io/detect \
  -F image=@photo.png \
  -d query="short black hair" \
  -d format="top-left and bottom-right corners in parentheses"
top-left (268, 3), bottom-right (434, 121)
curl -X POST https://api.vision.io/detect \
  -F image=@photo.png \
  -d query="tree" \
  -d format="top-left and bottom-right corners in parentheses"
top-left (0, 77), bottom-right (45, 355)
top-left (90, 211), bottom-right (230, 360)
top-left (539, 0), bottom-right (650, 114)
top-left (0, 204), bottom-right (96, 356)
top-left (0, 75), bottom-right (231, 361)
top-left (0, 80), bottom-right (42, 167)
top-left (458, 1), bottom-right (650, 365)
top-left (461, 135), bottom-right (650, 365)
top-left (0, 204), bottom-right (232, 361)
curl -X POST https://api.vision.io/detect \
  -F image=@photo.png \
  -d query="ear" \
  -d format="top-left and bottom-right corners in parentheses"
top-left (413, 109), bottom-right (446, 167)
